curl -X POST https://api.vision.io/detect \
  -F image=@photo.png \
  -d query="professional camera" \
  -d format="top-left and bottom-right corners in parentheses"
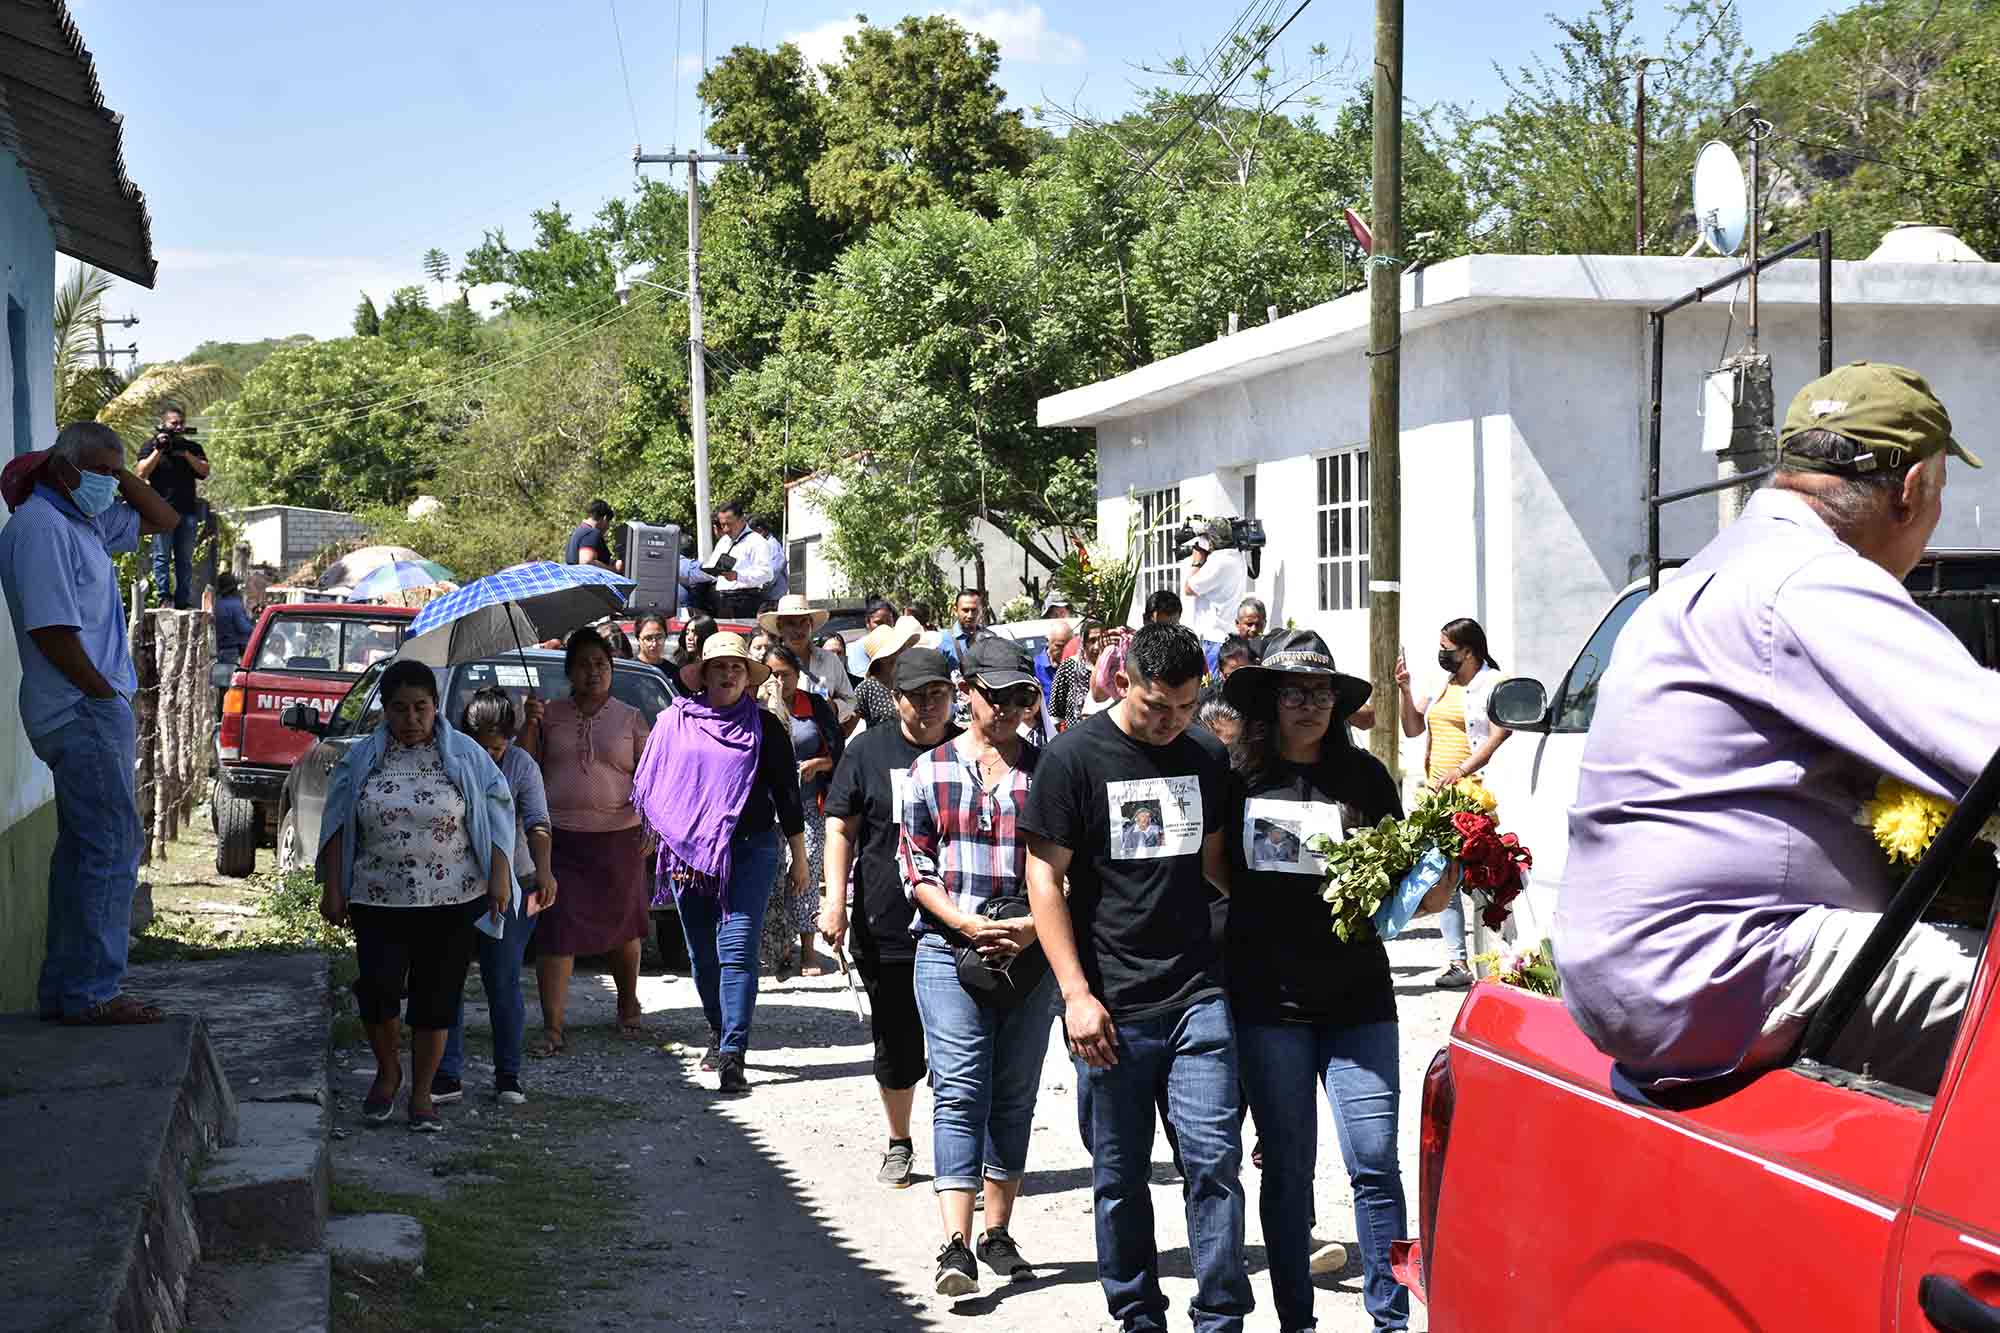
top-left (1175, 514), bottom-right (1267, 578)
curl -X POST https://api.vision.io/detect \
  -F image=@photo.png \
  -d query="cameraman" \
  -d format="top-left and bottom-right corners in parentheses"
top-left (134, 407), bottom-right (209, 609)
top-left (1181, 533), bottom-right (1247, 675)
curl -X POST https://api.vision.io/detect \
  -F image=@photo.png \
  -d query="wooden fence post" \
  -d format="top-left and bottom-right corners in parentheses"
top-left (134, 606), bottom-right (159, 865)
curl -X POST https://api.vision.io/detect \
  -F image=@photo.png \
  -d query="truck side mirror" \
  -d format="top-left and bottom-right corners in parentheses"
top-left (281, 703), bottom-right (325, 736)
top-left (1488, 677), bottom-right (1551, 733)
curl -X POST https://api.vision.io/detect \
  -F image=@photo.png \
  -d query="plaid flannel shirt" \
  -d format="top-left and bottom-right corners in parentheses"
top-left (897, 738), bottom-right (1041, 942)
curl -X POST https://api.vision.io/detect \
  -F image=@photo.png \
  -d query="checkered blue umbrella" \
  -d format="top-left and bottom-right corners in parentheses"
top-left (398, 561), bottom-right (634, 669)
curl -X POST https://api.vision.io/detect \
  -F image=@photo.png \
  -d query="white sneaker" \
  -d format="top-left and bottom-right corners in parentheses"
top-left (1308, 1236), bottom-right (1348, 1275)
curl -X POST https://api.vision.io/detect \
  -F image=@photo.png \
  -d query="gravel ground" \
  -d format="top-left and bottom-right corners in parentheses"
top-left (345, 924), bottom-right (1462, 1332)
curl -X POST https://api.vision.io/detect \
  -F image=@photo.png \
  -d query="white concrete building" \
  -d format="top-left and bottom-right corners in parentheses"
top-left (1041, 252), bottom-right (2000, 766)
top-left (232, 503), bottom-right (369, 573)
top-left (785, 471), bottom-right (1059, 609)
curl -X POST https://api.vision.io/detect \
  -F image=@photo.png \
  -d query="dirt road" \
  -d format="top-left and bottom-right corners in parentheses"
top-left (372, 925), bottom-right (1462, 1332)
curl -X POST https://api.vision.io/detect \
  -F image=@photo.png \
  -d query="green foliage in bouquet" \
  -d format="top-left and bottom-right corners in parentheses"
top-left (1049, 510), bottom-right (1141, 630)
top-left (1307, 784), bottom-right (1484, 941)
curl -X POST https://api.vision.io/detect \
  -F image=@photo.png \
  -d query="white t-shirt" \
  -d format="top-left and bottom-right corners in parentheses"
top-left (1463, 666), bottom-right (1501, 751)
top-left (1184, 549), bottom-right (1248, 643)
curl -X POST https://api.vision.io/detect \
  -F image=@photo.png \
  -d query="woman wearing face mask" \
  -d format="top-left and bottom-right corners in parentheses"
top-left (315, 661), bottom-right (515, 1130)
top-left (1394, 616), bottom-right (1509, 989)
top-left (633, 632), bottom-right (807, 1096)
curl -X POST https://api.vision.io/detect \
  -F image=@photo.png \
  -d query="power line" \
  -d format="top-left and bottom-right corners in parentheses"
top-left (1777, 130), bottom-right (2000, 202)
top-left (609, 0), bottom-right (644, 144)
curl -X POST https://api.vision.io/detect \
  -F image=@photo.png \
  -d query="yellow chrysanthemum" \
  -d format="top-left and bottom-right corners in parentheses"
top-left (1452, 776), bottom-right (1499, 815)
top-left (1862, 778), bottom-right (1954, 866)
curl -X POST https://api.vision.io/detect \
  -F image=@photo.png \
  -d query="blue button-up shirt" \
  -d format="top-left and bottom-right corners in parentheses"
top-left (0, 483), bottom-right (142, 739)
top-left (1559, 487), bottom-right (2000, 1083)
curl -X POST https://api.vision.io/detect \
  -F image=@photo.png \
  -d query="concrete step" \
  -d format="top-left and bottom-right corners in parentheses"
top-left (328, 1212), bottom-right (426, 1280)
top-left (184, 1250), bottom-right (330, 1332)
top-left (193, 1102), bottom-right (329, 1254)
top-left (0, 1014), bottom-right (237, 1333)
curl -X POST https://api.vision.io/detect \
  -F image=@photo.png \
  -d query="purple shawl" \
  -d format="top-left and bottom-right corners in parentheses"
top-left (632, 690), bottom-right (763, 908)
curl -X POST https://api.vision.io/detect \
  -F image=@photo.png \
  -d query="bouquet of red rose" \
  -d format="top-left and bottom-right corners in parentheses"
top-left (1309, 780), bottom-right (1533, 942)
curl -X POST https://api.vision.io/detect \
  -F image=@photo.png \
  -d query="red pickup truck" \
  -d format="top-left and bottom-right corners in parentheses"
top-left (1397, 809), bottom-right (2000, 1330)
top-left (211, 602), bottom-right (414, 876)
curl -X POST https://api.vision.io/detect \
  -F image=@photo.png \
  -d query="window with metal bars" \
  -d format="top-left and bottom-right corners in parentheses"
top-left (1135, 485), bottom-right (1182, 598)
top-left (1316, 449), bottom-right (1370, 612)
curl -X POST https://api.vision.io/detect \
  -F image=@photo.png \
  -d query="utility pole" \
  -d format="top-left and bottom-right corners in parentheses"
top-left (1715, 108), bottom-right (1775, 529)
top-left (1367, 0), bottom-right (1404, 777)
top-left (633, 146), bottom-right (748, 560)
top-left (1634, 59), bottom-right (1651, 254)
top-left (93, 312), bottom-right (139, 380)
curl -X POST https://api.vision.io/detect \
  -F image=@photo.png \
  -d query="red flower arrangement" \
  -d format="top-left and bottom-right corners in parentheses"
top-left (1450, 811), bottom-right (1533, 929)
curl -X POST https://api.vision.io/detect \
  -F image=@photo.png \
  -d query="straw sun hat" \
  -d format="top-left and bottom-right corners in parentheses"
top-left (679, 630), bottom-right (772, 694)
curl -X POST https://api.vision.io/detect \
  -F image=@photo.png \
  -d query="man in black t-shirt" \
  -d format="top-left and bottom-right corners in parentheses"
top-left (563, 498), bottom-right (622, 571)
top-left (820, 647), bottom-right (960, 1188)
top-left (134, 407), bottom-right (209, 609)
top-left (1022, 623), bottom-right (1252, 1333)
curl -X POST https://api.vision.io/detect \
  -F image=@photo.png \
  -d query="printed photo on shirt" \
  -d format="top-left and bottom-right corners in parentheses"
top-left (890, 769), bottom-right (913, 825)
top-left (1241, 798), bottom-right (1346, 876)
top-left (1106, 776), bottom-right (1203, 860)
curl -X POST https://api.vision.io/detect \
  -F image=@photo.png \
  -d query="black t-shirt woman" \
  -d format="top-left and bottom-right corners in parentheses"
top-left (1221, 629), bottom-right (1411, 1332)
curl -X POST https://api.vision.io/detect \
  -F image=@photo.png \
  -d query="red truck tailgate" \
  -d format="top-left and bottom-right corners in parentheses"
top-left (227, 605), bottom-right (413, 772)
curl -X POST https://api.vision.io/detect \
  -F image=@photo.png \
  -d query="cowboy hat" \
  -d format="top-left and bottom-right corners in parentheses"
top-left (679, 630), bottom-right (772, 694)
top-left (1223, 628), bottom-right (1372, 721)
top-left (859, 615), bottom-right (925, 668)
top-left (758, 594), bottom-right (831, 634)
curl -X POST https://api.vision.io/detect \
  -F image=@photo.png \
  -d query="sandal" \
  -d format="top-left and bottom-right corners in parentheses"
top-left (62, 994), bottom-right (164, 1026)
top-left (533, 1028), bottom-right (567, 1058)
top-left (797, 965), bottom-right (827, 978)
top-left (775, 953), bottom-right (795, 983)
top-left (617, 1006), bottom-right (648, 1040)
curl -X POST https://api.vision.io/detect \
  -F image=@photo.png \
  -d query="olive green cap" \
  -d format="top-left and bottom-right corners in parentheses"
top-left (1779, 362), bottom-right (1981, 473)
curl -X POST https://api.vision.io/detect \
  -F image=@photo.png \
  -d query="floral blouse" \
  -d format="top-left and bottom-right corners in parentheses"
top-left (351, 740), bottom-right (487, 908)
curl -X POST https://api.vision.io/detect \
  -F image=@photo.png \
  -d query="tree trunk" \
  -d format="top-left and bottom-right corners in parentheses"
top-left (154, 612), bottom-right (183, 852)
top-left (182, 611), bottom-right (211, 817)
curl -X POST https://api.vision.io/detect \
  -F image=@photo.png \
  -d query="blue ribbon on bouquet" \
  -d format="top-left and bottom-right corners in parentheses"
top-left (1372, 846), bottom-right (1450, 941)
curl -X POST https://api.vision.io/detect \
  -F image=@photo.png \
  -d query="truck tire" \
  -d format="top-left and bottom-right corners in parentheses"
top-left (215, 791), bottom-right (260, 878)
top-left (276, 806), bottom-right (303, 876)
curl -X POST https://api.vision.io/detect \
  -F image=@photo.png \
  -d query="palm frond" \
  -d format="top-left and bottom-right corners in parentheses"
top-left (97, 364), bottom-right (241, 445)
top-left (53, 263), bottom-right (122, 426)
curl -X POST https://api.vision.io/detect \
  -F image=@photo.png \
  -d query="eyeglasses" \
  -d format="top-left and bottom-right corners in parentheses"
top-left (1276, 685), bottom-right (1337, 711)
top-left (637, 633), bottom-right (667, 645)
top-left (978, 683), bottom-right (1041, 711)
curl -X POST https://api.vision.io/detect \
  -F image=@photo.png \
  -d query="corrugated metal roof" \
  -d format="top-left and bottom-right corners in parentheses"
top-left (0, 0), bottom-right (156, 287)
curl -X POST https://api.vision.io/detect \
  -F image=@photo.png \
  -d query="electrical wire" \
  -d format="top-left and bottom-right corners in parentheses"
top-left (1776, 131), bottom-right (2000, 203)
top-left (609, 0), bottom-right (644, 145)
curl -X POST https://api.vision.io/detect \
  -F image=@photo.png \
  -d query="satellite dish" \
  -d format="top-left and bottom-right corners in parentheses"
top-left (1693, 140), bottom-right (1747, 257)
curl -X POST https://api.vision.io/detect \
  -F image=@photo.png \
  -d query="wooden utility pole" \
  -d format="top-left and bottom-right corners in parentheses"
top-left (1366, 0), bottom-right (1404, 776)
top-left (634, 147), bottom-right (749, 560)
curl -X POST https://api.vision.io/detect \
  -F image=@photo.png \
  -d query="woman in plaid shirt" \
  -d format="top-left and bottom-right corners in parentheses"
top-left (899, 636), bottom-right (1059, 1297)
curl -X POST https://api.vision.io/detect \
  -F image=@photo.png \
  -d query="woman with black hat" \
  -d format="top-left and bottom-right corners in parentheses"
top-left (1222, 629), bottom-right (1411, 1332)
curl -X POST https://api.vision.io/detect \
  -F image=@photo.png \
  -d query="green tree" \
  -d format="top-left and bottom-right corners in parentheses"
top-left (352, 293), bottom-right (381, 337)
top-left (53, 264), bottom-right (236, 442)
top-left (205, 337), bottom-right (460, 511)
top-left (460, 181), bottom-right (687, 324)
top-left (807, 16), bottom-right (1039, 227)
top-left (1436, 0), bottom-right (1747, 255)
top-left (443, 291), bottom-right (480, 358)
top-left (421, 247), bottom-right (452, 292)
top-left (378, 285), bottom-right (445, 353)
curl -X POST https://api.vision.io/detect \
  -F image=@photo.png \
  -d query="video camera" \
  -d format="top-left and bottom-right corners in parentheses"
top-left (1175, 514), bottom-right (1267, 578)
top-left (154, 422), bottom-right (198, 448)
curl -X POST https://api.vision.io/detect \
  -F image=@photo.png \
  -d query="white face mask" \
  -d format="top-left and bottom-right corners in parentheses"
top-left (64, 466), bottom-right (120, 516)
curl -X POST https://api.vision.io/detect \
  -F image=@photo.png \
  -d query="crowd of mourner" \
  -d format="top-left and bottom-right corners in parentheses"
top-left (7, 360), bottom-right (1988, 1333)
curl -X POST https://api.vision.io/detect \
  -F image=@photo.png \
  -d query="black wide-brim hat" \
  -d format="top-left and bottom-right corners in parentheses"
top-left (1223, 628), bottom-right (1373, 721)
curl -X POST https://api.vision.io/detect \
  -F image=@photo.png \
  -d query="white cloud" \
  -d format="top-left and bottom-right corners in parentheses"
top-left (788, 5), bottom-right (1084, 70)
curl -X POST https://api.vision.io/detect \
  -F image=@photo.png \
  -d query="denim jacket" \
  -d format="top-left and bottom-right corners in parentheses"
top-left (316, 719), bottom-right (516, 903)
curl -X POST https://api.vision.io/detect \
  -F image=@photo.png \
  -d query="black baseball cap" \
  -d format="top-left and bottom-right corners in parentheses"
top-left (893, 647), bottom-right (952, 692)
top-left (964, 636), bottom-right (1037, 690)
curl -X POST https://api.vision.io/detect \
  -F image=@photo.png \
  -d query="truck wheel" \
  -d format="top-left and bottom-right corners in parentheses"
top-left (276, 807), bottom-right (303, 875)
top-left (653, 911), bottom-right (689, 974)
top-left (215, 792), bottom-right (260, 878)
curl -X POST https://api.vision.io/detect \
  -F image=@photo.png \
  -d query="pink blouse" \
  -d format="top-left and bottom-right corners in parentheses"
top-left (539, 695), bottom-right (648, 832)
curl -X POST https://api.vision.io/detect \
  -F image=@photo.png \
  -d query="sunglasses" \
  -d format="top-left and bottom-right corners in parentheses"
top-left (1276, 685), bottom-right (1337, 711)
top-left (977, 682), bottom-right (1041, 711)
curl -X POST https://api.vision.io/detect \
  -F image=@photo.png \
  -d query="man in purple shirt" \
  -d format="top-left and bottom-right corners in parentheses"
top-left (1561, 363), bottom-right (1989, 1093)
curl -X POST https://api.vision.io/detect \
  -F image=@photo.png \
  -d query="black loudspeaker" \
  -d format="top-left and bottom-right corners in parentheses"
top-left (620, 521), bottom-right (681, 618)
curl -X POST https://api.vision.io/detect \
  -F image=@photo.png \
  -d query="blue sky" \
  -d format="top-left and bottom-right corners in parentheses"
top-left (65, 0), bottom-right (1842, 363)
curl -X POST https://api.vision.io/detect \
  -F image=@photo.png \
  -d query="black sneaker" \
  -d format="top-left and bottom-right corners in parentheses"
top-left (717, 1052), bottom-right (750, 1096)
top-left (976, 1226), bottom-right (1033, 1282)
top-left (495, 1073), bottom-right (527, 1106)
top-left (878, 1139), bottom-right (915, 1188)
top-left (430, 1073), bottom-right (464, 1104)
top-left (934, 1234), bottom-right (978, 1296)
top-left (699, 1031), bottom-right (721, 1073)
top-left (1436, 963), bottom-right (1475, 990)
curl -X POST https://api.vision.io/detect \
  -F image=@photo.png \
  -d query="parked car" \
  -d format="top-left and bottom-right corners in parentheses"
top-left (1395, 549), bottom-right (2000, 1330)
top-left (210, 602), bottom-right (416, 877)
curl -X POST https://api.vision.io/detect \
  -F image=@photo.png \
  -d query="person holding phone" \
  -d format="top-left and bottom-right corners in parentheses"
top-left (315, 660), bottom-right (515, 1131)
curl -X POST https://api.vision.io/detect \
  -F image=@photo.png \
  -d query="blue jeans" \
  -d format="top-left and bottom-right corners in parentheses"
top-left (1237, 1019), bottom-right (1409, 1332)
top-left (29, 696), bottom-right (142, 1017)
top-left (151, 510), bottom-right (199, 609)
top-left (1440, 890), bottom-right (1469, 963)
top-left (677, 829), bottom-right (779, 1054)
top-left (912, 936), bottom-right (1058, 1192)
top-left (1074, 994), bottom-right (1252, 1332)
top-left (440, 883), bottom-right (538, 1081)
